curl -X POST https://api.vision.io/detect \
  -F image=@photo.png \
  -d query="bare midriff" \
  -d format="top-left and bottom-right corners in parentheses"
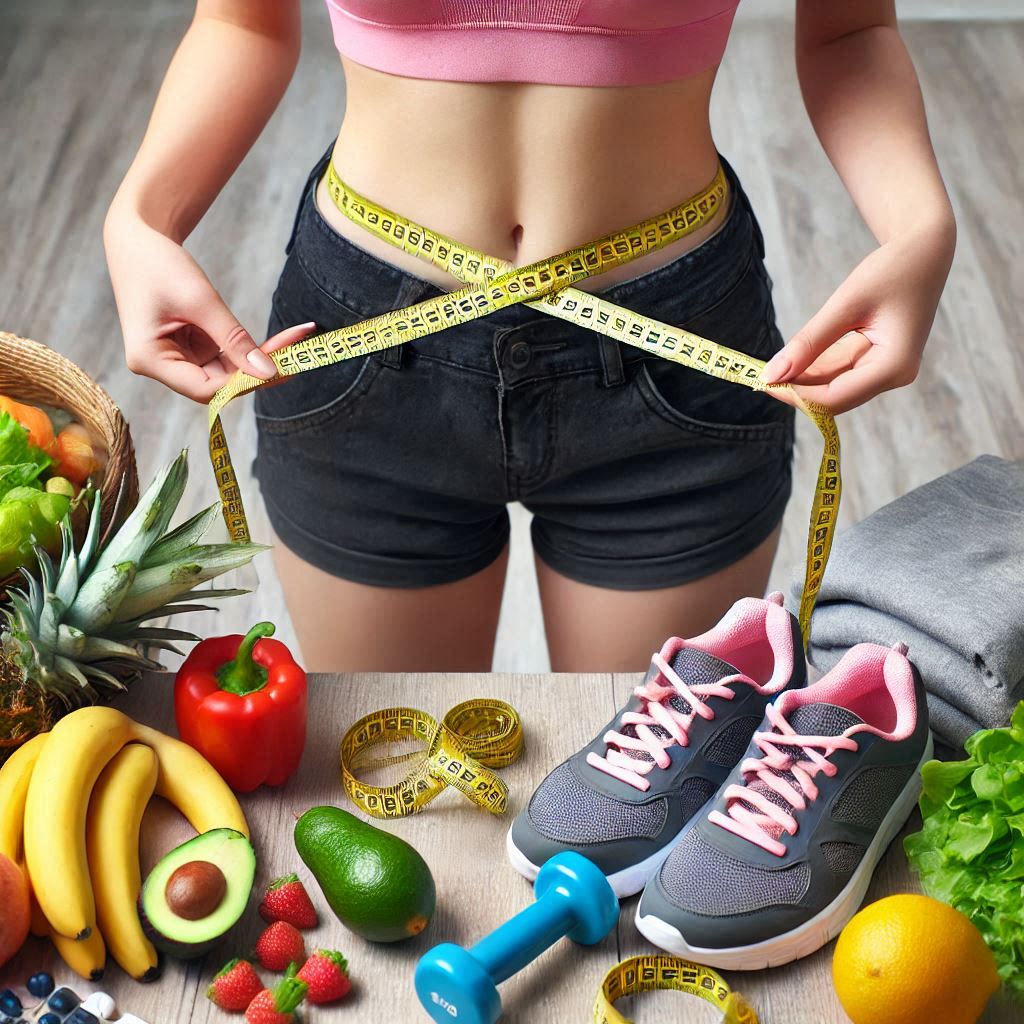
top-left (317, 57), bottom-right (727, 293)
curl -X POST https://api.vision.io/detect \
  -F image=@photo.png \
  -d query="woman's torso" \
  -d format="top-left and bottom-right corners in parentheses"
top-left (320, 9), bottom-right (730, 292)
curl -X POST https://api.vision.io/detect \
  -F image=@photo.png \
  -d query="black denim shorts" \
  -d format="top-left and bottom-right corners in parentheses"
top-left (254, 148), bottom-right (795, 589)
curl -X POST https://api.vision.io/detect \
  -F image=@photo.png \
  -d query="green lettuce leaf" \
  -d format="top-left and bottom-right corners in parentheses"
top-left (0, 410), bottom-right (50, 502)
top-left (906, 700), bottom-right (1024, 997)
top-left (0, 462), bottom-right (44, 502)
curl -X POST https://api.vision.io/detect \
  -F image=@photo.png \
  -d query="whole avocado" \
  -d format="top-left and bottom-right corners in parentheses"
top-left (294, 806), bottom-right (436, 943)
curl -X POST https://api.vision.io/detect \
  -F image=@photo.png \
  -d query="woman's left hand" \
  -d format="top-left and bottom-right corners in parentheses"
top-left (760, 219), bottom-right (955, 414)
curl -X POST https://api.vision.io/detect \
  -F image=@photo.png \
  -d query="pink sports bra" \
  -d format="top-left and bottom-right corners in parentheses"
top-left (326, 1), bottom-right (741, 87)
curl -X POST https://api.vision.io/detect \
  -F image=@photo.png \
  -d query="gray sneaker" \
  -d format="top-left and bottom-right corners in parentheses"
top-left (507, 593), bottom-right (805, 897)
top-left (636, 641), bottom-right (933, 969)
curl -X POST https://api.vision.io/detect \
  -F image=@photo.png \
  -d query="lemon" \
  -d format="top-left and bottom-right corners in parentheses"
top-left (833, 894), bottom-right (1000, 1024)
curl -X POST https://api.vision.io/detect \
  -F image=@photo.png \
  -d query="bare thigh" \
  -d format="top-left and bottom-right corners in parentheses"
top-left (536, 527), bottom-right (782, 672)
top-left (273, 540), bottom-right (509, 672)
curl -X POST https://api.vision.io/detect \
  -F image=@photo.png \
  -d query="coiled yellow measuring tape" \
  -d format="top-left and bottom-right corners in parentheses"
top-left (207, 163), bottom-right (840, 646)
top-left (595, 956), bottom-right (759, 1024)
top-left (340, 699), bottom-right (523, 818)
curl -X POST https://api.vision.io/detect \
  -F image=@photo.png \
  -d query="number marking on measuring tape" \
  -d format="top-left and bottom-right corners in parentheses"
top-left (595, 955), bottom-right (759, 1024)
top-left (208, 162), bottom-right (840, 645)
top-left (339, 699), bottom-right (524, 818)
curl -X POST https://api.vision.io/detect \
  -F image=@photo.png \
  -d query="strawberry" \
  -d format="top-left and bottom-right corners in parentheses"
top-left (258, 874), bottom-right (318, 929)
top-left (297, 949), bottom-right (352, 1004)
top-left (245, 964), bottom-right (307, 1024)
top-left (255, 921), bottom-right (306, 973)
top-left (208, 958), bottom-right (265, 1012)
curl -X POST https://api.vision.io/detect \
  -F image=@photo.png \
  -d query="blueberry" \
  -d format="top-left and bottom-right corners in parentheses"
top-left (66, 1011), bottom-right (99, 1024)
top-left (27, 972), bottom-right (55, 998)
top-left (0, 991), bottom-right (20, 1016)
top-left (39, 1016), bottom-right (62, 1024)
top-left (47, 987), bottom-right (81, 1013)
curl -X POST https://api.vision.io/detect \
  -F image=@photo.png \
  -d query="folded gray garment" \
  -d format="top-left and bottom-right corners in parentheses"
top-left (789, 455), bottom-right (1024, 749)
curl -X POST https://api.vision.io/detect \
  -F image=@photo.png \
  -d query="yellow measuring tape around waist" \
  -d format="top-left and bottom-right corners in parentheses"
top-left (595, 955), bottom-right (759, 1024)
top-left (339, 699), bottom-right (523, 818)
top-left (208, 162), bottom-right (840, 645)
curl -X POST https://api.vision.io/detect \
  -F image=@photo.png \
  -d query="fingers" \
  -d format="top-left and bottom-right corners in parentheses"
top-left (263, 321), bottom-right (318, 356)
top-left (193, 294), bottom-right (278, 380)
top-left (146, 352), bottom-right (230, 404)
top-left (777, 348), bottom-right (918, 416)
top-left (761, 292), bottom-right (861, 385)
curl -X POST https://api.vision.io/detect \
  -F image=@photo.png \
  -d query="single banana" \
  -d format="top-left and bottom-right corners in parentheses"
top-left (0, 735), bottom-right (49, 938)
top-left (24, 707), bottom-right (135, 938)
top-left (51, 925), bottom-right (106, 981)
top-left (133, 722), bottom-right (249, 838)
top-left (86, 743), bottom-right (160, 981)
top-left (23, 706), bottom-right (249, 941)
top-left (0, 733), bottom-right (48, 860)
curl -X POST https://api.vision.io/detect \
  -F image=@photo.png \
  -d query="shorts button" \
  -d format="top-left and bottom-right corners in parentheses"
top-left (509, 341), bottom-right (531, 368)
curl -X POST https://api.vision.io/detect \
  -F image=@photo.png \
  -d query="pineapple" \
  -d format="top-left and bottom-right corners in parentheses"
top-left (0, 450), bottom-right (266, 756)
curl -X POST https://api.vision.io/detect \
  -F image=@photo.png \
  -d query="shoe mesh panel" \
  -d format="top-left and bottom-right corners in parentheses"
top-left (831, 764), bottom-right (915, 829)
top-left (527, 762), bottom-right (668, 842)
top-left (820, 841), bottom-right (867, 877)
top-left (678, 776), bottom-right (717, 821)
top-left (702, 716), bottom-right (762, 767)
top-left (659, 828), bottom-right (811, 914)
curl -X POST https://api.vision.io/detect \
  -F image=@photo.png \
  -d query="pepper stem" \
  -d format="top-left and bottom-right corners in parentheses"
top-left (216, 622), bottom-right (275, 695)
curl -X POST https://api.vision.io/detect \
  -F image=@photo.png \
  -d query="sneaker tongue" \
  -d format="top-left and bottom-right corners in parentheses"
top-left (621, 646), bottom-right (742, 762)
top-left (669, 646), bottom-right (741, 688)
top-left (786, 702), bottom-right (864, 738)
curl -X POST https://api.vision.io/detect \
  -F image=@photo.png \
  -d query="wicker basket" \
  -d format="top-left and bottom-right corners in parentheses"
top-left (0, 332), bottom-right (138, 590)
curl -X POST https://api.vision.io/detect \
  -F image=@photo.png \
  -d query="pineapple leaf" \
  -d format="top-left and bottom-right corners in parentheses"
top-left (80, 450), bottom-right (189, 584)
top-left (115, 543), bottom-right (267, 622)
top-left (55, 624), bottom-right (158, 665)
top-left (55, 519), bottom-right (80, 610)
top-left (77, 489), bottom-right (103, 576)
top-left (50, 655), bottom-right (94, 695)
top-left (80, 663), bottom-right (131, 691)
top-left (105, 625), bottom-right (201, 644)
top-left (164, 588), bottom-right (251, 604)
top-left (141, 503), bottom-right (220, 568)
top-left (64, 560), bottom-right (137, 632)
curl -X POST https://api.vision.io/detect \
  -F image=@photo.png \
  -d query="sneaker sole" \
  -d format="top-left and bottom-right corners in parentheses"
top-left (506, 823), bottom-right (689, 900)
top-left (635, 730), bottom-right (934, 970)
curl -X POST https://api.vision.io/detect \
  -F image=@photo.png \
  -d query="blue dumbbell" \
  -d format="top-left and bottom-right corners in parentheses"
top-left (415, 851), bottom-right (617, 1024)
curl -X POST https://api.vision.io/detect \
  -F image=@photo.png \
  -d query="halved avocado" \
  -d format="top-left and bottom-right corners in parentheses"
top-left (138, 828), bottom-right (255, 959)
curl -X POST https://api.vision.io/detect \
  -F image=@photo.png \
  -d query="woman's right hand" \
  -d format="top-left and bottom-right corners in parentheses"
top-left (104, 205), bottom-right (316, 403)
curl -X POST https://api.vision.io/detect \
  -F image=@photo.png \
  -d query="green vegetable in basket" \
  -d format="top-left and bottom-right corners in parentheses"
top-left (0, 485), bottom-right (70, 578)
top-left (905, 700), bottom-right (1024, 996)
top-left (0, 412), bottom-right (50, 475)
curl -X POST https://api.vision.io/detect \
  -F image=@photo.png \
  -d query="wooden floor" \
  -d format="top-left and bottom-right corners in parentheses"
top-left (1, 2), bottom-right (1022, 673)
top-left (1, 672), bottom-right (1020, 1024)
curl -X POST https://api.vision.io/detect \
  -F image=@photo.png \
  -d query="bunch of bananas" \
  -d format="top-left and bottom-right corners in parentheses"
top-left (0, 705), bottom-right (248, 981)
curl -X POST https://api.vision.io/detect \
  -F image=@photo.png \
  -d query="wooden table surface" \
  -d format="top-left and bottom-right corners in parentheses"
top-left (2, 673), bottom-right (1019, 1024)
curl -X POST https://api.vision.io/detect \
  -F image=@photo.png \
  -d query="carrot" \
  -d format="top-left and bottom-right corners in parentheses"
top-left (53, 425), bottom-right (99, 485)
top-left (0, 396), bottom-right (55, 454)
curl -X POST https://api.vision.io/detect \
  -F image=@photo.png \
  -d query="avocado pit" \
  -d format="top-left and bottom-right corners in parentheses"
top-left (165, 860), bottom-right (227, 921)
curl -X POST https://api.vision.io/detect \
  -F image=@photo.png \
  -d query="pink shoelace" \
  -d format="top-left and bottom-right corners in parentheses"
top-left (707, 703), bottom-right (859, 856)
top-left (586, 649), bottom-right (751, 792)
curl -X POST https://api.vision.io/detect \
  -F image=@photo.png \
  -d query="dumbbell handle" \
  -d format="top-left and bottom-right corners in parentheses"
top-left (470, 885), bottom-right (575, 984)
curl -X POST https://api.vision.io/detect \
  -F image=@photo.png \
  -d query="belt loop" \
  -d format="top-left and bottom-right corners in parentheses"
top-left (598, 336), bottom-right (625, 388)
top-left (380, 345), bottom-right (403, 369)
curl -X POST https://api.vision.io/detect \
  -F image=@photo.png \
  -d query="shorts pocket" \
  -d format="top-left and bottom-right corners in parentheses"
top-left (636, 357), bottom-right (792, 444)
top-left (256, 259), bottom-right (385, 437)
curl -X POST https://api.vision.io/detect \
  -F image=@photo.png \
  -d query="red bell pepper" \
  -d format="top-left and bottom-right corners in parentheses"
top-left (175, 623), bottom-right (307, 793)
